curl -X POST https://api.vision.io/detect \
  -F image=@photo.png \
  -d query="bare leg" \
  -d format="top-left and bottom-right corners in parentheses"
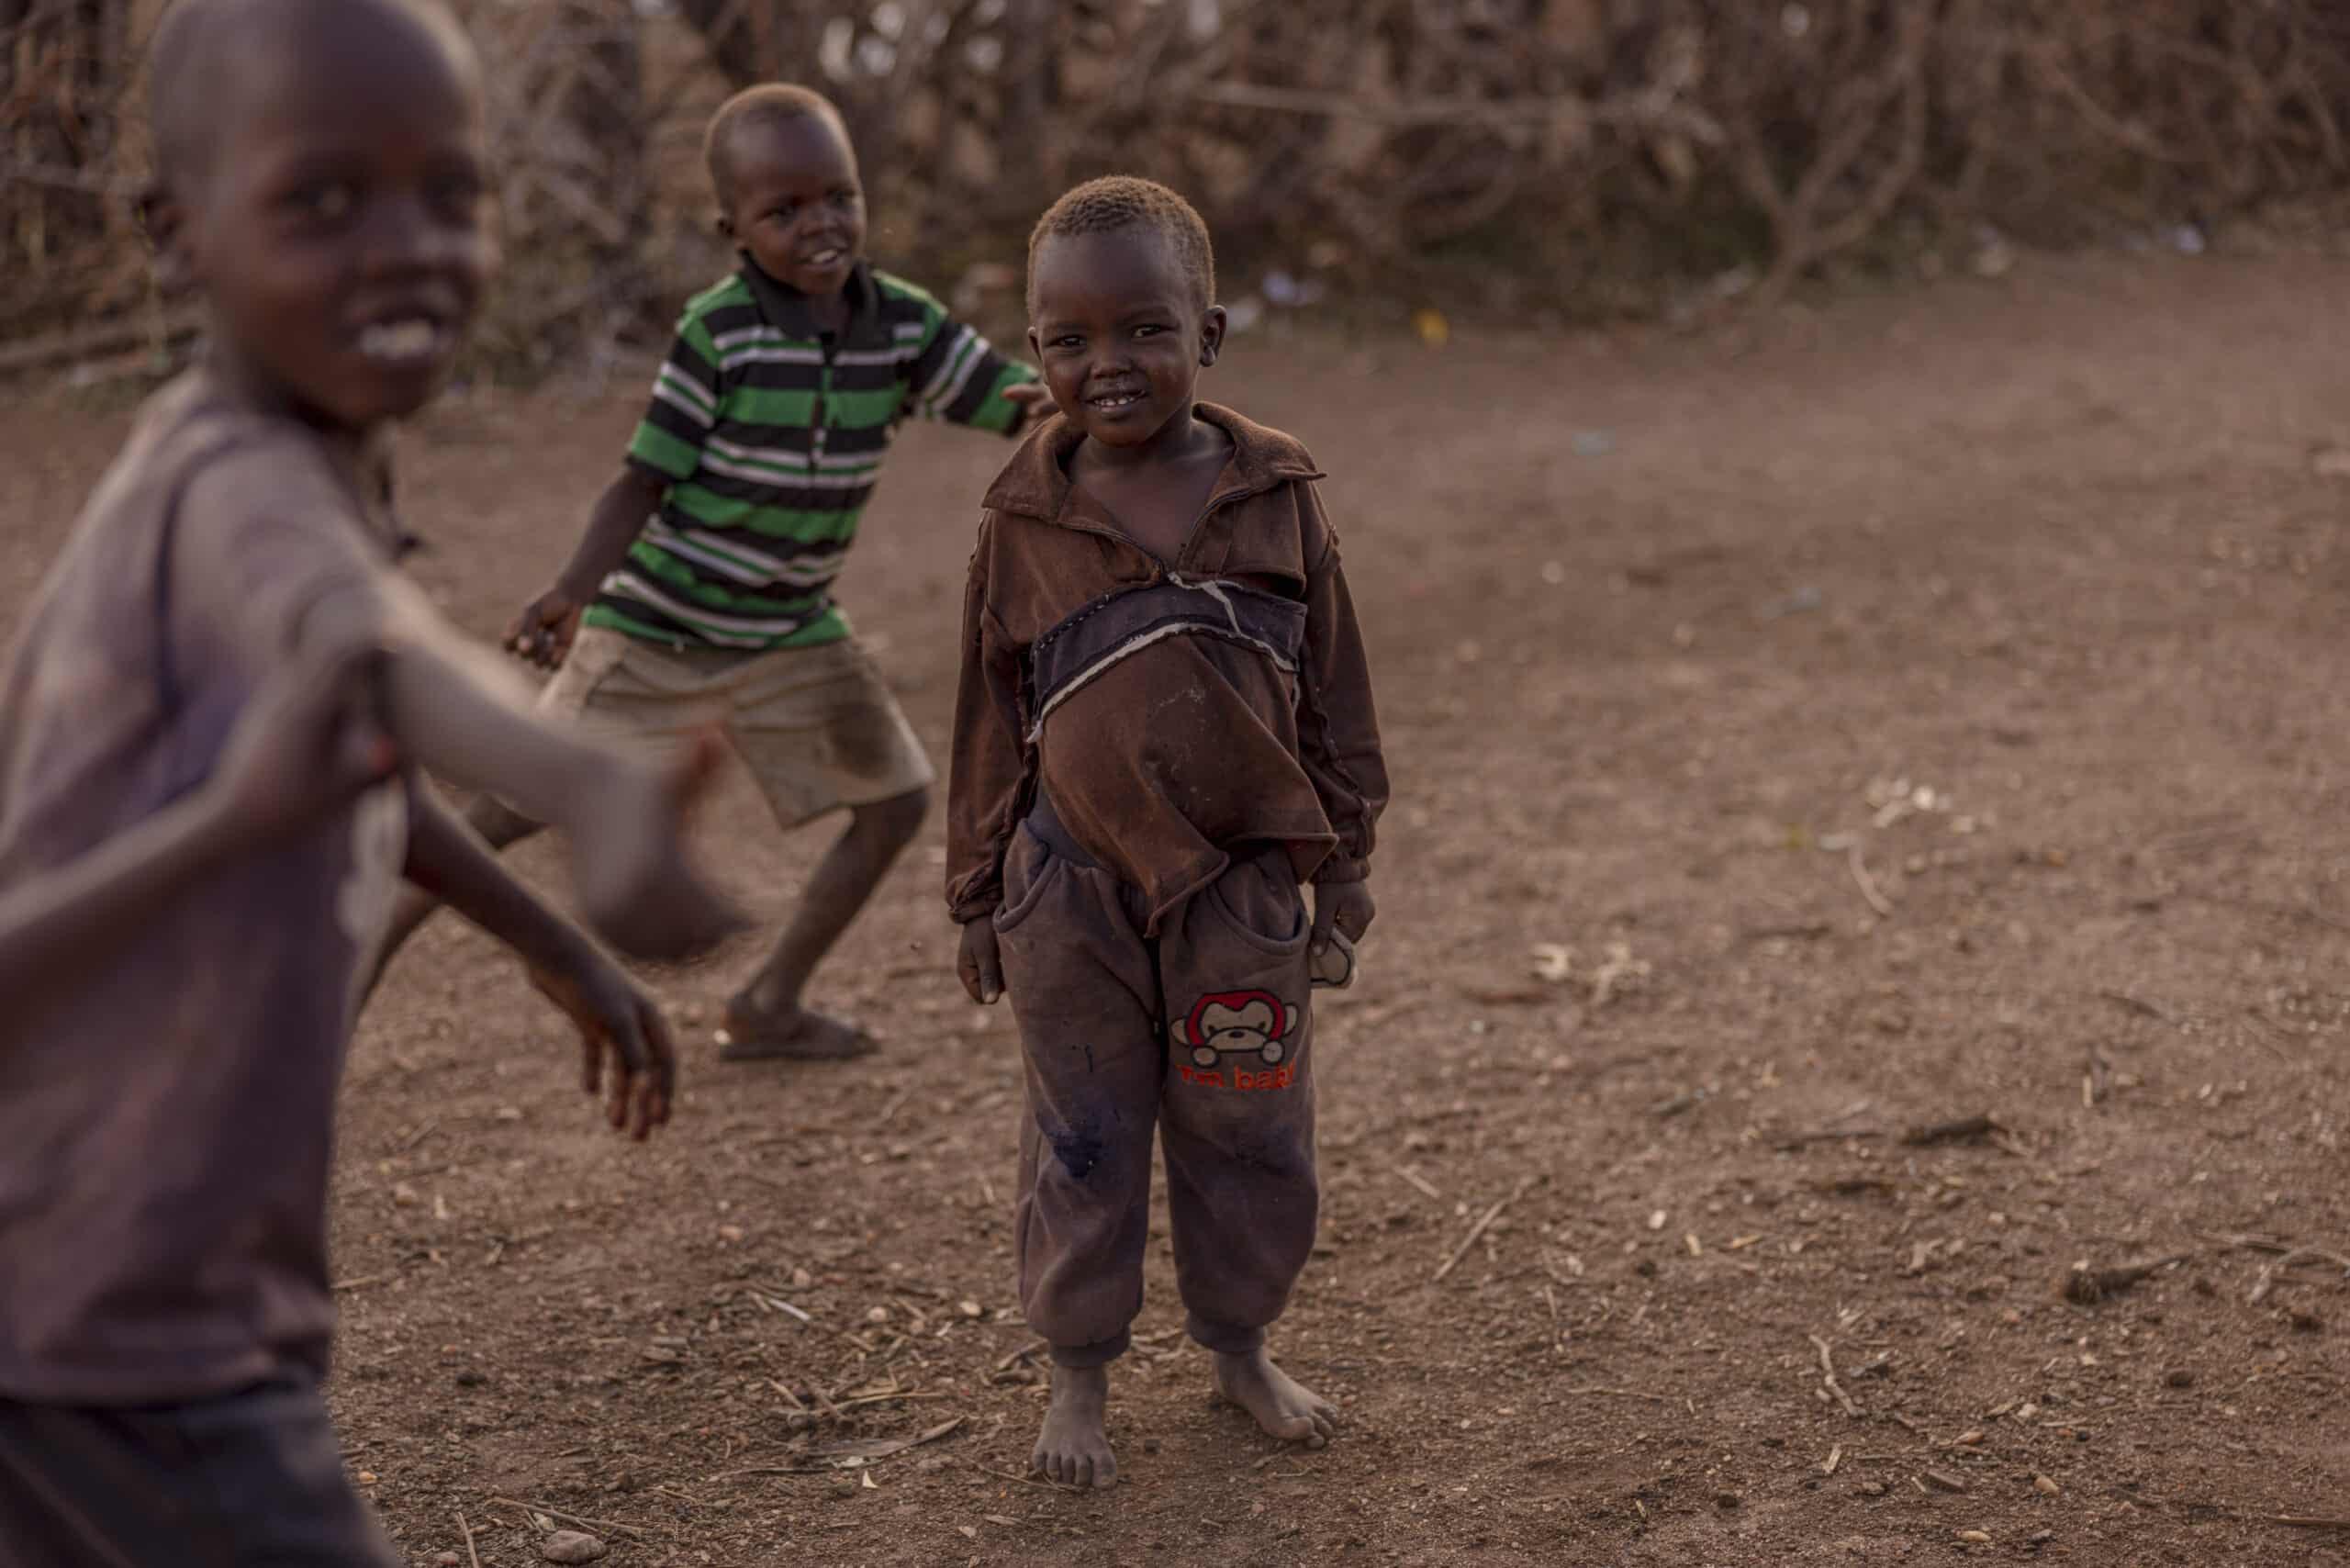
top-left (363, 791), bottom-right (545, 1002)
top-left (1033, 1364), bottom-right (1116, 1488)
top-left (719, 785), bottom-right (928, 1060)
top-left (1214, 1348), bottom-right (1337, 1448)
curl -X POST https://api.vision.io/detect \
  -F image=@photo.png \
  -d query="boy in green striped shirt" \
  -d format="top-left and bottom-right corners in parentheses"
top-left (376, 84), bottom-right (1045, 1060)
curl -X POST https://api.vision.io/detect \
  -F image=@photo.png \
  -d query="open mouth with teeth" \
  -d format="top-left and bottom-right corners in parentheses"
top-left (356, 319), bottom-right (449, 365)
top-left (801, 247), bottom-right (848, 269)
top-left (1085, 390), bottom-right (1146, 412)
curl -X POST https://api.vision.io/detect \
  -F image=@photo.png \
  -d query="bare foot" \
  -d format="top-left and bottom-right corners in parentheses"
top-left (1032, 1364), bottom-right (1116, 1488)
top-left (717, 999), bottom-right (875, 1061)
top-left (1214, 1348), bottom-right (1337, 1448)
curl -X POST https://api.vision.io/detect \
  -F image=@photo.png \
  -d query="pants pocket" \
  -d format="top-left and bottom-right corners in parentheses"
top-left (1203, 849), bottom-right (1309, 957)
top-left (991, 825), bottom-right (1066, 936)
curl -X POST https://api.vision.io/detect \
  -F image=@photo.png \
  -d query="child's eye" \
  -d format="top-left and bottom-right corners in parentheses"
top-left (1048, 334), bottom-right (1084, 351)
top-left (1133, 324), bottom-right (1168, 338)
top-left (830, 190), bottom-right (860, 208)
top-left (286, 181), bottom-right (356, 223)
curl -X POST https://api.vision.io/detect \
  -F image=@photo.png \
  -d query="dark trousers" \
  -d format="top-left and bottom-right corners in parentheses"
top-left (0, 1377), bottom-right (397, 1567)
top-left (996, 809), bottom-right (1320, 1369)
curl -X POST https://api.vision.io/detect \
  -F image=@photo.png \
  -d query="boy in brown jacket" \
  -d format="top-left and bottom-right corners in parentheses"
top-left (946, 177), bottom-right (1388, 1487)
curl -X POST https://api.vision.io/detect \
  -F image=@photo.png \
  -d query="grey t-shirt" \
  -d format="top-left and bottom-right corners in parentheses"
top-left (0, 370), bottom-right (414, 1404)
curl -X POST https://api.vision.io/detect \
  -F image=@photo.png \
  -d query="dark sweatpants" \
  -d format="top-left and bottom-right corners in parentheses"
top-left (995, 810), bottom-right (1320, 1369)
top-left (0, 1377), bottom-right (397, 1567)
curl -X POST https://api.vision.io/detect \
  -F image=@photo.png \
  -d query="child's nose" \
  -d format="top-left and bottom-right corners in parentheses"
top-left (362, 194), bottom-right (471, 274)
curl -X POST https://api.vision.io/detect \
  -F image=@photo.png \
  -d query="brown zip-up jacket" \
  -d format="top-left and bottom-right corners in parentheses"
top-left (946, 402), bottom-right (1388, 935)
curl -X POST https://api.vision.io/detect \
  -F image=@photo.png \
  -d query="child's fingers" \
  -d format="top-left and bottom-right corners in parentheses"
top-left (603, 1016), bottom-right (645, 1131)
top-left (959, 923), bottom-right (1003, 1004)
top-left (635, 999), bottom-right (678, 1134)
top-left (1308, 894), bottom-right (1338, 952)
top-left (958, 954), bottom-right (999, 1005)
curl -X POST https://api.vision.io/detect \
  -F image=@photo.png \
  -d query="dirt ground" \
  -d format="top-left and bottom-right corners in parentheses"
top-left (5, 252), bottom-right (2349, 1567)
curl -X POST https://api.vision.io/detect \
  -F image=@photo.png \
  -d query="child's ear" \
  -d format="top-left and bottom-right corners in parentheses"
top-left (140, 185), bottom-right (194, 293)
top-left (1198, 304), bottom-right (1228, 368)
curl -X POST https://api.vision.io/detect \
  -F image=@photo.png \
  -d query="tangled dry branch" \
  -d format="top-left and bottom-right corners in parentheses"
top-left (3, 0), bottom-right (2345, 378)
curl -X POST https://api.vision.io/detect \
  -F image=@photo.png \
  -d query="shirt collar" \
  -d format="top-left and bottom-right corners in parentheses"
top-left (980, 401), bottom-right (1326, 523)
top-left (736, 254), bottom-right (880, 342)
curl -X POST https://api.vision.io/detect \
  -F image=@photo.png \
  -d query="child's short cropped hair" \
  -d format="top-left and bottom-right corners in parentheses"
top-left (703, 83), bottom-right (845, 206)
top-left (148, 0), bottom-right (470, 196)
top-left (1027, 175), bottom-right (1216, 312)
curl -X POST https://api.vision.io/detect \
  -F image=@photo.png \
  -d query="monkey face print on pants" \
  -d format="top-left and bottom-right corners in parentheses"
top-left (1181, 990), bottom-right (1299, 1069)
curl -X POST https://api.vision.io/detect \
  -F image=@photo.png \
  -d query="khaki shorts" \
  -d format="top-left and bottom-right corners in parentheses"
top-left (543, 626), bottom-right (935, 829)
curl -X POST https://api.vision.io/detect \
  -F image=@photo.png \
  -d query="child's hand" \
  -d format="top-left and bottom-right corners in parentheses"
top-left (957, 916), bottom-right (1003, 1004)
top-left (1310, 880), bottom-right (1376, 968)
top-left (525, 949), bottom-right (678, 1140)
top-left (214, 644), bottom-right (399, 846)
top-left (566, 729), bottom-right (750, 965)
top-left (1005, 382), bottom-right (1054, 415)
top-left (507, 587), bottom-right (584, 670)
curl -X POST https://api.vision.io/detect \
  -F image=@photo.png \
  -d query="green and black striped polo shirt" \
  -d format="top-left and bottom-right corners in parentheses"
top-left (589, 260), bottom-right (1036, 650)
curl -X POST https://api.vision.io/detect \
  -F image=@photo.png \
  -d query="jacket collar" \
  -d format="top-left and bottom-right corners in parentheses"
top-left (981, 402), bottom-right (1323, 522)
top-left (736, 254), bottom-right (881, 342)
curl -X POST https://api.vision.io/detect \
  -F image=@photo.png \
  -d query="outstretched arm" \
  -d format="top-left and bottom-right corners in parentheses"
top-left (506, 310), bottom-right (720, 670)
top-left (906, 301), bottom-right (1047, 437)
top-left (508, 465), bottom-right (666, 670)
top-left (402, 787), bottom-right (677, 1138)
top-left (177, 446), bottom-right (744, 967)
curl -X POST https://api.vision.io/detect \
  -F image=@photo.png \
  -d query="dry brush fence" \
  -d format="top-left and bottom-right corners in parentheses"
top-left (5, 0), bottom-right (2346, 382)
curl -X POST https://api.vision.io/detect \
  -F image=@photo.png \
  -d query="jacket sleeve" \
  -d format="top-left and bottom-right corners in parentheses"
top-left (944, 516), bottom-right (1033, 921)
top-left (1295, 483), bottom-right (1388, 883)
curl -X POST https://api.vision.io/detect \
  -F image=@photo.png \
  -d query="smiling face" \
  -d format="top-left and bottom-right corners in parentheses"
top-left (720, 111), bottom-right (867, 298)
top-left (151, 1), bottom-right (495, 435)
top-left (1027, 224), bottom-right (1225, 456)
